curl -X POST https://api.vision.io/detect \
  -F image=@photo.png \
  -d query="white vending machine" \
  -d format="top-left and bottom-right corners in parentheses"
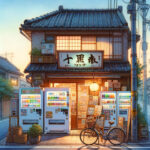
top-left (44, 88), bottom-right (69, 133)
top-left (100, 91), bottom-right (117, 127)
top-left (117, 91), bottom-right (131, 121)
top-left (19, 88), bottom-right (43, 132)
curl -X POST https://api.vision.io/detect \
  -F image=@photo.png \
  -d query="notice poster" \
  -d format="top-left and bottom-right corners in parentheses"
top-left (47, 91), bottom-right (68, 107)
top-left (21, 89), bottom-right (41, 108)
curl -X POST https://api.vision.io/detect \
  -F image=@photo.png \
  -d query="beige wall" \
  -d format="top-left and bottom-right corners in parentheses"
top-left (31, 31), bottom-right (129, 61)
top-left (31, 32), bottom-right (44, 49)
top-left (2, 97), bottom-right (11, 119)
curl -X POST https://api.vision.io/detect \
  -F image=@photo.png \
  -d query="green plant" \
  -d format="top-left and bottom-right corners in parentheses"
top-left (30, 48), bottom-right (41, 56)
top-left (136, 59), bottom-right (144, 88)
top-left (0, 77), bottom-right (14, 99)
top-left (28, 124), bottom-right (42, 138)
top-left (137, 104), bottom-right (147, 126)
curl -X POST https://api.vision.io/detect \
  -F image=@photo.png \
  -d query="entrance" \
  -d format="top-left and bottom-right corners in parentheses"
top-left (54, 83), bottom-right (89, 129)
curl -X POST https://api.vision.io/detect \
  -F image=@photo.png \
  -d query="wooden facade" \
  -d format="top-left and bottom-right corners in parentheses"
top-left (21, 6), bottom-right (132, 129)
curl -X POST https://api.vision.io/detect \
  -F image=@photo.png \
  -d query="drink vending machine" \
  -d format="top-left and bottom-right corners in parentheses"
top-left (19, 88), bottom-right (43, 132)
top-left (117, 91), bottom-right (131, 121)
top-left (100, 91), bottom-right (117, 127)
top-left (44, 88), bottom-right (69, 133)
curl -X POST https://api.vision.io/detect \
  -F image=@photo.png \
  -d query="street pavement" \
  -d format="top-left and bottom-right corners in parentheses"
top-left (0, 144), bottom-right (150, 150)
top-left (0, 119), bottom-right (9, 141)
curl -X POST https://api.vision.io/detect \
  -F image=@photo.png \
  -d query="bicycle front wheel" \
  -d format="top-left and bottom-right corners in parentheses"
top-left (107, 127), bottom-right (126, 145)
top-left (80, 128), bottom-right (98, 145)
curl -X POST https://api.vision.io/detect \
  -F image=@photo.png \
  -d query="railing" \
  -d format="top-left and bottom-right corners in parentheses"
top-left (31, 55), bottom-right (57, 63)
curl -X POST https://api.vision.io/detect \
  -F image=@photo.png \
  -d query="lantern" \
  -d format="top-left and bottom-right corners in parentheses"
top-left (90, 82), bottom-right (99, 91)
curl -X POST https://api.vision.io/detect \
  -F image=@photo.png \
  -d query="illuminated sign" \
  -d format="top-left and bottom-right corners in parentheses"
top-left (47, 91), bottom-right (68, 107)
top-left (58, 51), bottom-right (103, 68)
top-left (21, 88), bottom-right (41, 108)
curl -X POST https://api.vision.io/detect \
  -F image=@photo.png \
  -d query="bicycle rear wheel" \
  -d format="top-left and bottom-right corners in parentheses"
top-left (80, 128), bottom-right (98, 145)
top-left (107, 127), bottom-right (126, 145)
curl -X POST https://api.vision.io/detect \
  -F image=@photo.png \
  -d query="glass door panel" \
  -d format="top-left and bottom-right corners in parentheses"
top-left (77, 83), bottom-right (89, 129)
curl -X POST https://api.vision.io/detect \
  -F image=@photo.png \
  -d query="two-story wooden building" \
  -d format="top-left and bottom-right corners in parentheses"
top-left (20, 6), bottom-right (132, 129)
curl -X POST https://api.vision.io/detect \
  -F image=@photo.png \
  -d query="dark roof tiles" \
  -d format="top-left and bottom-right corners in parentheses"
top-left (0, 56), bottom-right (22, 75)
top-left (21, 6), bottom-right (128, 30)
top-left (25, 61), bottom-right (130, 73)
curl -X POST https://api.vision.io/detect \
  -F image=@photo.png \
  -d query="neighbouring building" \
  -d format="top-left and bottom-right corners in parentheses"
top-left (0, 56), bottom-right (22, 119)
top-left (20, 6), bottom-right (138, 130)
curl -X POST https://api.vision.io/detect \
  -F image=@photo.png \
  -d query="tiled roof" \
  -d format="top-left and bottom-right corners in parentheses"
top-left (24, 61), bottom-right (130, 73)
top-left (0, 56), bottom-right (22, 75)
top-left (21, 6), bottom-right (128, 30)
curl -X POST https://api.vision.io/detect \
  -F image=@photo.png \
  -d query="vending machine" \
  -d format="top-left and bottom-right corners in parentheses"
top-left (44, 88), bottom-right (69, 133)
top-left (117, 91), bottom-right (131, 121)
top-left (100, 91), bottom-right (117, 127)
top-left (19, 88), bottom-right (43, 132)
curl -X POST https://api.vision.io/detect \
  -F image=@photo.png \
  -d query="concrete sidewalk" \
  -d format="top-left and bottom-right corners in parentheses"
top-left (1, 134), bottom-right (150, 147)
top-left (0, 118), bottom-right (9, 141)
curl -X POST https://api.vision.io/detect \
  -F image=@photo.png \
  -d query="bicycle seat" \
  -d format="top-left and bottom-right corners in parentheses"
top-left (109, 121), bottom-right (114, 126)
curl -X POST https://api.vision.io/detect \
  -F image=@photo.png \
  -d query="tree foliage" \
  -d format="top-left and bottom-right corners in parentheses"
top-left (0, 77), bottom-right (14, 98)
top-left (136, 59), bottom-right (143, 88)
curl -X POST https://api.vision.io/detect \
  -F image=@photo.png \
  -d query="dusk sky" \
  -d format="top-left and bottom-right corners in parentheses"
top-left (0, 0), bottom-right (148, 73)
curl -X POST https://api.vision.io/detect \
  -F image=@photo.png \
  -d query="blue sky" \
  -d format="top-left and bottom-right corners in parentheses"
top-left (0, 0), bottom-right (147, 73)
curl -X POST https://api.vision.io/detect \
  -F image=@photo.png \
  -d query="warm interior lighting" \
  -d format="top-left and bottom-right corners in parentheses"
top-left (90, 82), bottom-right (99, 91)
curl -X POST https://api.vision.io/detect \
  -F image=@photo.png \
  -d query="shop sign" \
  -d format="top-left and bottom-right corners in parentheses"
top-left (58, 51), bottom-right (103, 68)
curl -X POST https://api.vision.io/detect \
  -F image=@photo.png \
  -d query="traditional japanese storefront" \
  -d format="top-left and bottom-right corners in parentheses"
top-left (21, 6), bottom-right (132, 130)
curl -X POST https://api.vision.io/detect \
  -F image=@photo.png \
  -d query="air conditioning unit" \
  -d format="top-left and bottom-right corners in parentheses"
top-left (41, 43), bottom-right (54, 54)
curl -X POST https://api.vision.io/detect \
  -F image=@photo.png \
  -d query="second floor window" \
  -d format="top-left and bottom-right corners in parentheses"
top-left (57, 36), bottom-right (81, 50)
top-left (56, 35), bottom-right (123, 60)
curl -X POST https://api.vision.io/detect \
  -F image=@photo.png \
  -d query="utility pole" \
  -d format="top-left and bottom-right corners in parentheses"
top-left (128, 0), bottom-right (138, 142)
top-left (142, 0), bottom-right (148, 120)
top-left (138, 0), bottom-right (149, 121)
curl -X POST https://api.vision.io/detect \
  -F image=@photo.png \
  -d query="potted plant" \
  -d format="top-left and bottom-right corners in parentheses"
top-left (28, 124), bottom-right (42, 144)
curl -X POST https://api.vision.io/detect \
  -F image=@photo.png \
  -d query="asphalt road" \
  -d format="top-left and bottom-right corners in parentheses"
top-left (0, 119), bottom-right (9, 141)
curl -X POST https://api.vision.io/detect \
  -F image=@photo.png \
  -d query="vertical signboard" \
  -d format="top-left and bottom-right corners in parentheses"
top-left (44, 88), bottom-right (69, 133)
top-left (19, 88), bottom-right (43, 132)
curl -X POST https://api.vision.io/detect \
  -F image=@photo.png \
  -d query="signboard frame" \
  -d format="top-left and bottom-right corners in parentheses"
top-left (57, 51), bottom-right (104, 69)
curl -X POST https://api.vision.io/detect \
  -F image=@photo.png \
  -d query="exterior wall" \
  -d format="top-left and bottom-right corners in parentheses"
top-left (32, 32), bottom-right (45, 49)
top-left (19, 78), bottom-right (31, 88)
top-left (31, 31), bottom-right (129, 61)
top-left (123, 32), bottom-right (128, 61)
top-left (2, 97), bottom-right (11, 119)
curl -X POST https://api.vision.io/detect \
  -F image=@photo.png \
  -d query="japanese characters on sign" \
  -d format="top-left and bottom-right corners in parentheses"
top-left (58, 51), bottom-right (103, 68)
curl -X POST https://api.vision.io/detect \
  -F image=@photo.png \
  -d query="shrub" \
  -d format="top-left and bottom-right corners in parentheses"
top-left (30, 48), bottom-right (41, 56)
top-left (28, 124), bottom-right (42, 138)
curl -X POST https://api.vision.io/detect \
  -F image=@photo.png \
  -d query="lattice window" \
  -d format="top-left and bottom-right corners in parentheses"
top-left (57, 36), bottom-right (81, 50)
top-left (113, 37), bottom-right (122, 59)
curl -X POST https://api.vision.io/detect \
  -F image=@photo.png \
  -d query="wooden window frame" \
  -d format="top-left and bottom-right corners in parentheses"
top-left (55, 34), bottom-right (123, 60)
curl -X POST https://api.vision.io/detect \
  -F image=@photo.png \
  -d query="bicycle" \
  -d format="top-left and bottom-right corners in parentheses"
top-left (80, 115), bottom-right (126, 146)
